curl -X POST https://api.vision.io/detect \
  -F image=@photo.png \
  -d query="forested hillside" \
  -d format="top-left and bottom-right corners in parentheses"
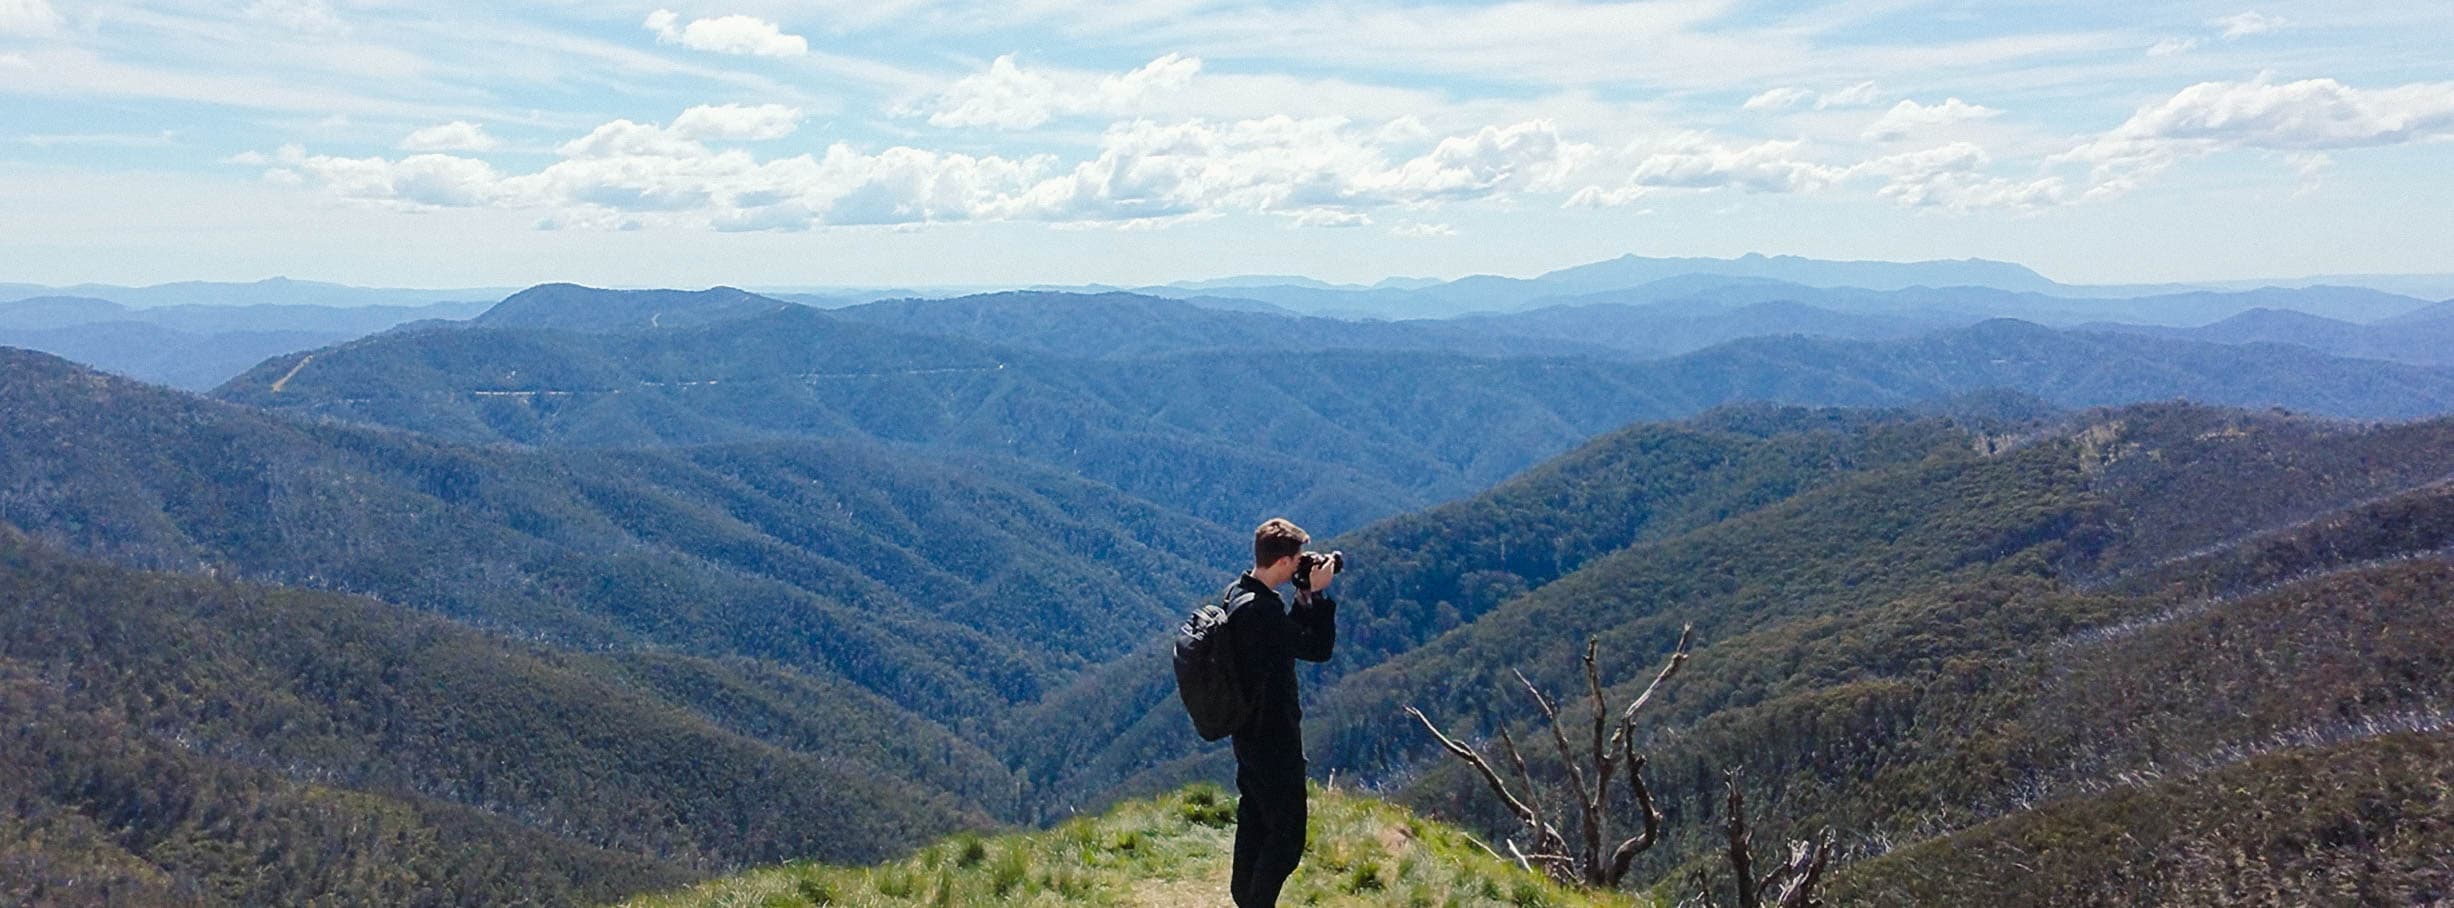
top-left (10, 277), bottom-right (2454, 905)
top-left (1279, 403), bottom-right (2454, 902)
top-left (1007, 399), bottom-right (2047, 808)
top-left (0, 531), bottom-right (1000, 905)
top-left (0, 349), bottom-right (1240, 848)
top-left (599, 398), bottom-right (2454, 907)
top-left (218, 290), bottom-right (2454, 535)
top-left (828, 290), bottom-right (1628, 359)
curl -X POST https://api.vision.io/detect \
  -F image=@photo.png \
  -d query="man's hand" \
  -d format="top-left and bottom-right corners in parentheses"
top-left (1309, 558), bottom-right (1336, 593)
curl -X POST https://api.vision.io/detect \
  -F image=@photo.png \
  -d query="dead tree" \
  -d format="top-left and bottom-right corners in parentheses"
top-left (1678, 768), bottom-right (1835, 908)
top-left (1402, 625), bottom-right (1692, 888)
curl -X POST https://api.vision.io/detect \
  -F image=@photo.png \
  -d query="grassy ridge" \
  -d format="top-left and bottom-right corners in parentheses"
top-left (622, 784), bottom-right (1646, 908)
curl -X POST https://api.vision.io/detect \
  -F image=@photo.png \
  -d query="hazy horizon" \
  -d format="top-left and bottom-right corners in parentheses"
top-left (7, 250), bottom-right (2454, 299)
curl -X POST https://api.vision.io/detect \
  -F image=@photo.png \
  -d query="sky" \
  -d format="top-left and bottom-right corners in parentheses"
top-left (1, 0), bottom-right (2450, 289)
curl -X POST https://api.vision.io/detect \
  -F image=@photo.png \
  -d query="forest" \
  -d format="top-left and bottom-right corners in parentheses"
top-left (4, 282), bottom-right (2453, 905)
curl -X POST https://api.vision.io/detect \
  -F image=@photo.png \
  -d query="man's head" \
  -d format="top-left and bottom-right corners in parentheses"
top-left (1253, 517), bottom-right (1309, 585)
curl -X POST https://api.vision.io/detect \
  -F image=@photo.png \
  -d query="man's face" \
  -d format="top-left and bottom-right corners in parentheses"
top-left (1262, 553), bottom-right (1298, 582)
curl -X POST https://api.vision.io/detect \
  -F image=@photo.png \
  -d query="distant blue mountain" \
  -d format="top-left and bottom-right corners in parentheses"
top-left (474, 283), bottom-right (797, 332)
top-left (1533, 252), bottom-right (2063, 295)
top-left (1107, 253), bottom-right (2443, 323)
top-left (0, 321), bottom-right (355, 390)
top-left (0, 294), bottom-right (492, 389)
top-left (828, 290), bottom-right (1622, 360)
top-left (2076, 307), bottom-right (2454, 367)
top-left (0, 276), bottom-right (508, 309)
top-left (2381, 298), bottom-right (2454, 326)
top-left (0, 296), bottom-right (132, 330)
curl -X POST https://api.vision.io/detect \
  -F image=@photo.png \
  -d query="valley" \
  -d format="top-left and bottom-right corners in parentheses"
top-left (5, 259), bottom-right (2453, 905)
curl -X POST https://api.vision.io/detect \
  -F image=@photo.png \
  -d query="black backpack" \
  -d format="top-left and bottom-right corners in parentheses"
top-left (1173, 593), bottom-right (1250, 741)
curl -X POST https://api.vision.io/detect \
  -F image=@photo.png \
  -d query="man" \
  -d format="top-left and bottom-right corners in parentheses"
top-left (1225, 517), bottom-right (1337, 907)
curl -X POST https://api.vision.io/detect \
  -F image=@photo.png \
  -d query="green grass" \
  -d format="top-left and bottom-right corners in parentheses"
top-left (618, 784), bottom-right (1651, 908)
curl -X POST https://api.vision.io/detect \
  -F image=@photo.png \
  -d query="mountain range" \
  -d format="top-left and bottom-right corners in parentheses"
top-left (0, 276), bottom-right (506, 309)
top-left (0, 295), bottom-right (490, 390)
top-left (208, 286), bottom-right (2454, 537)
top-left (8, 253), bottom-right (2451, 394)
top-left (7, 257), bottom-right (2454, 905)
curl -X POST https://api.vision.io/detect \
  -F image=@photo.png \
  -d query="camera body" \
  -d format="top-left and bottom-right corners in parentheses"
top-left (1292, 550), bottom-right (1345, 591)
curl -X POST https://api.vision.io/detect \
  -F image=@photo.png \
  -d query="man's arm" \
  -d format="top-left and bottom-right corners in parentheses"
top-left (1289, 592), bottom-right (1336, 663)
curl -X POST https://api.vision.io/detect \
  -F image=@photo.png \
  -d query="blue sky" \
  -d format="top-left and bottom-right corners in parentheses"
top-left (1, 0), bottom-right (2449, 288)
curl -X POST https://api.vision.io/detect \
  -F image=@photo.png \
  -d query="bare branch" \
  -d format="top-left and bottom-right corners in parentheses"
top-left (1724, 769), bottom-right (1758, 908)
top-left (1403, 705), bottom-right (1542, 832)
top-left (1518, 667), bottom-right (1599, 880)
top-left (1679, 870), bottom-right (1714, 908)
top-left (1609, 624), bottom-right (1695, 752)
top-left (1604, 751), bottom-right (1664, 886)
top-left (1459, 832), bottom-right (1503, 861)
top-left (1495, 726), bottom-right (1563, 855)
top-left (1406, 628), bottom-right (1752, 897)
top-left (1770, 829), bottom-right (1836, 908)
top-left (1585, 636), bottom-right (1618, 884)
top-left (1585, 636), bottom-right (1610, 776)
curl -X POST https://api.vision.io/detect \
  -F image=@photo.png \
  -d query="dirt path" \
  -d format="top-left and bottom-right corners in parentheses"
top-left (268, 353), bottom-right (315, 393)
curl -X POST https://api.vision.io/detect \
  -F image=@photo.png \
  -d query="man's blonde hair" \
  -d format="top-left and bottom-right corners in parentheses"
top-left (1254, 518), bottom-right (1309, 568)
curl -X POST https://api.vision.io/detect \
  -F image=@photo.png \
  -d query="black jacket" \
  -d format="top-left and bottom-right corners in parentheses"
top-left (1224, 571), bottom-right (1336, 767)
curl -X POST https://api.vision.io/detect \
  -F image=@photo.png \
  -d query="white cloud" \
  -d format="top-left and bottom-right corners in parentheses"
top-left (261, 105), bottom-right (1062, 229)
top-left (2057, 76), bottom-right (2454, 201)
top-left (922, 53), bottom-right (1202, 130)
top-left (671, 103), bottom-right (803, 141)
top-left (1008, 115), bottom-right (1595, 224)
top-left (2137, 12), bottom-right (2283, 59)
top-left (2147, 37), bottom-right (2200, 57)
top-left (1570, 134), bottom-right (1844, 207)
top-left (1383, 120), bottom-right (1591, 199)
top-left (1743, 82), bottom-right (1884, 112)
top-left (399, 121), bottom-right (500, 152)
top-left (556, 119), bottom-right (707, 159)
top-left (545, 104), bottom-right (802, 160)
top-left (0, 0), bottom-right (61, 37)
top-left (2217, 11), bottom-right (2287, 40)
top-left (1288, 208), bottom-right (1370, 228)
top-left (1390, 220), bottom-right (1456, 237)
top-left (1743, 87), bottom-right (1813, 111)
top-left (1097, 53), bottom-right (1203, 108)
top-left (644, 9), bottom-right (809, 57)
top-left (922, 56), bottom-right (1056, 129)
top-left (2285, 151), bottom-right (2331, 196)
top-left (260, 105), bottom-right (1619, 232)
top-left (268, 145), bottom-right (509, 209)
top-left (1817, 81), bottom-right (1883, 109)
top-left (1630, 138), bottom-right (1838, 192)
top-left (2083, 76), bottom-right (2454, 153)
top-left (1851, 143), bottom-right (2067, 211)
top-left (1863, 98), bottom-right (2001, 141)
top-left (246, 0), bottom-right (347, 35)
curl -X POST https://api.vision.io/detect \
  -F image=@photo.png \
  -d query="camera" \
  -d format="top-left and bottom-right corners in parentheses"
top-left (1292, 550), bottom-right (1345, 591)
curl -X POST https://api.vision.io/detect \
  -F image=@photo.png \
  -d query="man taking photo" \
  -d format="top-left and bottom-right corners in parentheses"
top-left (1225, 517), bottom-right (1338, 907)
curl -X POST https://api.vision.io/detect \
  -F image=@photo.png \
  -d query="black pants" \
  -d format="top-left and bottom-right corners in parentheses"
top-left (1231, 758), bottom-right (1307, 907)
